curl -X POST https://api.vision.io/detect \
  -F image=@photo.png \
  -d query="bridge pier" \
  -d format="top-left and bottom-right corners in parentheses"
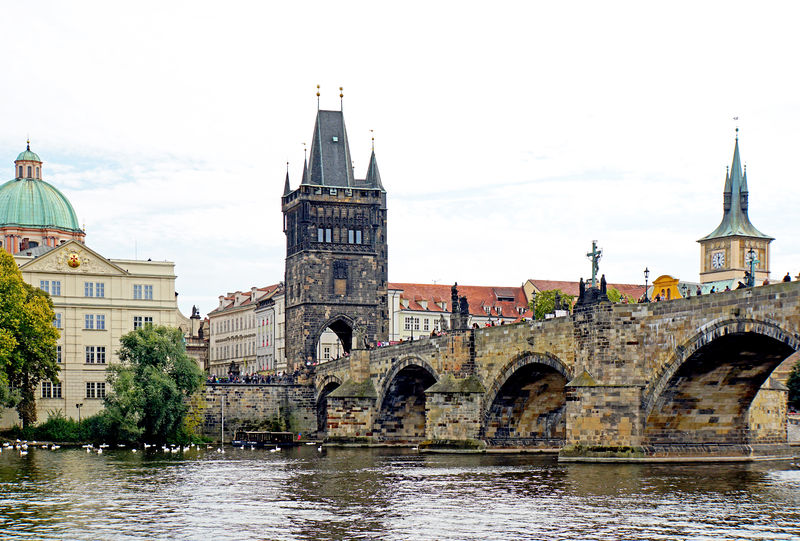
top-left (422, 375), bottom-right (486, 451)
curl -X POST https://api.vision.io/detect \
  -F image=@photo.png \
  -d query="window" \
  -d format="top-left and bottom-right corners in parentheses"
top-left (36, 167), bottom-right (39, 178)
top-left (96, 282), bottom-right (105, 298)
top-left (324, 346), bottom-right (330, 360)
top-left (404, 317), bottom-right (412, 331)
top-left (133, 316), bottom-right (153, 330)
top-left (414, 317), bottom-right (420, 330)
top-left (40, 280), bottom-right (50, 293)
top-left (86, 382), bottom-right (106, 399)
top-left (423, 319), bottom-right (430, 332)
top-left (347, 229), bottom-right (362, 244)
top-left (326, 228), bottom-right (332, 243)
top-left (27, 165), bottom-right (32, 177)
top-left (85, 314), bottom-right (94, 329)
top-left (317, 228), bottom-right (324, 242)
top-left (18, 165), bottom-right (22, 177)
top-left (84, 282), bottom-right (94, 297)
top-left (54, 313), bottom-right (62, 328)
top-left (42, 381), bottom-right (62, 399)
top-left (133, 284), bottom-right (142, 299)
top-left (56, 345), bottom-right (62, 363)
top-left (144, 285), bottom-right (153, 300)
top-left (85, 346), bottom-right (106, 364)
top-left (96, 314), bottom-right (105, 330)
top-left (52, 281), bottom-right (61, 296)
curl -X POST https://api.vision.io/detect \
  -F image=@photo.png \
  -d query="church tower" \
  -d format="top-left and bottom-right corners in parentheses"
top-left (698, 131), bottom-right (772, 285)
top-left (282, 104), bottom-right (388, 367)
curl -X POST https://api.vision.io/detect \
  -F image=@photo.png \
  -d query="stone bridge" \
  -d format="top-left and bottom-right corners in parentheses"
top-left (313, 281), bottom-right (800, 459)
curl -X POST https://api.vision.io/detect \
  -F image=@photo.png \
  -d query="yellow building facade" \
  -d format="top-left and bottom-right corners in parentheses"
top-left (1, 241), bottom-right (181, 427)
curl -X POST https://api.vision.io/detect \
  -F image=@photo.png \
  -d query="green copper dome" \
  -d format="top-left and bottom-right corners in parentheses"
top-left (0, 177), bottom-right (82, 232)
top-left (15, 148), bottom-right (41, 162)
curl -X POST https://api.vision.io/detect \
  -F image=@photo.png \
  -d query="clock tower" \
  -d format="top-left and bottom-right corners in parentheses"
top-left (698, 131), bottom-right (773, 285)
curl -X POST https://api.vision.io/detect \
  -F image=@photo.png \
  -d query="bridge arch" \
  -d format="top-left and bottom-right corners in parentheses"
top-left (315, 375), bottom-right (342, 435)
top-left (643, 317), bottom-right (800, 445)
top-left (373, 356), bottom-right (439, 443)
top-left (481, 352), bottom-right (572, 447)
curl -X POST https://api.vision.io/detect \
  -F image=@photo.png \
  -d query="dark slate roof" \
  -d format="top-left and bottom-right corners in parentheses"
top-left (700, 137), bottom-right (772, 241)
top-left (302, 110), bottom-right (354, 187)
top-left (364, 150), bottom-right (384, 191)
top-left (283, 170), bottom-right (291, 196)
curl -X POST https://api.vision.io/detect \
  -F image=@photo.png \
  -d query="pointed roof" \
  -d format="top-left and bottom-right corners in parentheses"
top-left (301, 156), bottom-right (308, 185)
top-left (303, 110), bottom-right (354, 187)
top-left (364, 150), bottom-right (384, 191)
top-left (283, 169), bottom-right (291, 196)
top-left (700, 135), bottom-right (772, 241)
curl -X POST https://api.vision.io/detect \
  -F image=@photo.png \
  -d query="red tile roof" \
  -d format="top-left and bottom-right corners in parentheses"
top-left (389, 282), bottom-right (533, 319)
top-left (209, 283), bottom-right (281, 314)
top-left (526, 279), bottom-right (644, 299)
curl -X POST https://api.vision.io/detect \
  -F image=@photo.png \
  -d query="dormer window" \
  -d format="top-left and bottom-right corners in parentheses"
top-left (331, 136), bottom-right (339, 143)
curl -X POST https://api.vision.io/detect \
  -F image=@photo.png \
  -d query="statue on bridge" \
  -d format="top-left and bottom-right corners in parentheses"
top-left (352, 321), bottom-right (368, 350)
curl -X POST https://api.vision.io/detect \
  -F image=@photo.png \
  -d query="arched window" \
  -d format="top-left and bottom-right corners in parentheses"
top-left (27, 166), bottom-right (32, 177)
top-left (18, 166), bottom-right (23, 177)
top-left (36, 167), bottom-right (40, 178)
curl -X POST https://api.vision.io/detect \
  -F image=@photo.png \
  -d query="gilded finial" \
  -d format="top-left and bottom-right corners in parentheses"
top-left (303, 142), bottom-right (307, 159)
top-left (339, 86), bottom-right (343, 110)
top-left (26, 138), bottom-right (30, 151)
top-left (286, 161), bottom-right (289, 172)
top-left (370, 129), bottom-right (374, 151)
top-left (316, 84), bottom-right (320, 109)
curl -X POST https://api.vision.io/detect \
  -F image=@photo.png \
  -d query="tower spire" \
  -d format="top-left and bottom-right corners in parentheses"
top-left (283, 161), bottom-right (291, 196)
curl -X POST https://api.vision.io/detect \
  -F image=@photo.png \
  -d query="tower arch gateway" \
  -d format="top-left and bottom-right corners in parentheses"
top-left (282, 104), bottom-right (388, 369)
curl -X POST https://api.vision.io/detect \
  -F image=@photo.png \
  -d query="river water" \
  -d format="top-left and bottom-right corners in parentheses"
top-left (1, 445), bottom-right (799, 540)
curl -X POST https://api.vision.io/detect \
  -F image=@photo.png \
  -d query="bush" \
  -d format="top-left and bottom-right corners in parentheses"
top-left (36, 410), bottom-right (82, 442)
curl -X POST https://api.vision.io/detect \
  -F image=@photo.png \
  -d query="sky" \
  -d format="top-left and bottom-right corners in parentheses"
top-left (2, 1), bottom-right (799, 316)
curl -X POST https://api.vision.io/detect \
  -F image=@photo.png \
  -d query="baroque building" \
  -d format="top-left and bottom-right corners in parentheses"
top-left (0, 142), bottom-right (85, 252)
top-left (282, 106), bottom-right (388, 367)
top-left (0, 144), bottom-right (184, 428)
top-left (698, 132), bottom-right (773, 287)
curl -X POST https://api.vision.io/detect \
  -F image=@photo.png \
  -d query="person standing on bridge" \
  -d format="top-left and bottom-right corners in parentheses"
top-left (784, 272), bottom-right (792, 282)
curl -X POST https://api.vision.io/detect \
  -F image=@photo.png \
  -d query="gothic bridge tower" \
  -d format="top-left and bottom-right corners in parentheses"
top-left (282, 105), bottom-right (388, 368)
top-left (698, 131), bottom-right (773, 286)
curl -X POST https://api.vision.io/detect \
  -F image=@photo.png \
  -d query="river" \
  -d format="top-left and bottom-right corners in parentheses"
top-left (1, 445), bottom-right (799, 540)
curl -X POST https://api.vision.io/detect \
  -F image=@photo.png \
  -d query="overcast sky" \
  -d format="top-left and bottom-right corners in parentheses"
top-left (2, 1), bottom-right (799, 316)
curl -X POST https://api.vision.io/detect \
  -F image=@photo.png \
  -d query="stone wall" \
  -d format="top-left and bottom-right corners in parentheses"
top-left (203, 384), bottom-right (317, 442)
top-left (747, 383), bottom-right (788, 444)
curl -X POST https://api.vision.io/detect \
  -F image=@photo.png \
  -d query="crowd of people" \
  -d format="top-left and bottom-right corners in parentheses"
top-left (207, 370), bottom-right (302, 385)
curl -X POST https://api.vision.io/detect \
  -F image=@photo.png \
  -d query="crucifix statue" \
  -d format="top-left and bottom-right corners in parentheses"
top-left (586, 240), bottom-right (602, 288)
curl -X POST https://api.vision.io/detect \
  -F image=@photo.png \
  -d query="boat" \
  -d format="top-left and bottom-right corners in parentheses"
top-left (231, 431), bottom-right (295, 448)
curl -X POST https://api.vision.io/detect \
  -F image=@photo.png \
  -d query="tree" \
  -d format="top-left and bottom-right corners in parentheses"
top-left (529, 289), bottom-right (575, 320)
top-left (106, 325), bottom-right (204, 443)
top-left (0, 250), bottom-right (59, 427)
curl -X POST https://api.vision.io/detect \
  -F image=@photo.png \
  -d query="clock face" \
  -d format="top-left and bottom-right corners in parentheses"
top-left (711, 252), bottom-right (725, 269)
top-left (745, 250), bottom-right (758, 265)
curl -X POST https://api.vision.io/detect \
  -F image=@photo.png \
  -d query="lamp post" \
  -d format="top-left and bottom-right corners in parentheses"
top-left (76, 403), bottom-right (83, 423)
top-left (643, 267), bottom-right (650, 303)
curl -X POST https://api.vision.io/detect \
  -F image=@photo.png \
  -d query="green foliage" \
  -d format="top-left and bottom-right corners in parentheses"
top-left (607, 287), bottom-right (637, 304)
top-left (0, 250), bottom-right (60, 426)
top-left (528, 289), bottom-right (575, 320)
top-left (788, 362), bottom-right (800, 412)
top-left (104, 325), bottom-right (203, 444)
